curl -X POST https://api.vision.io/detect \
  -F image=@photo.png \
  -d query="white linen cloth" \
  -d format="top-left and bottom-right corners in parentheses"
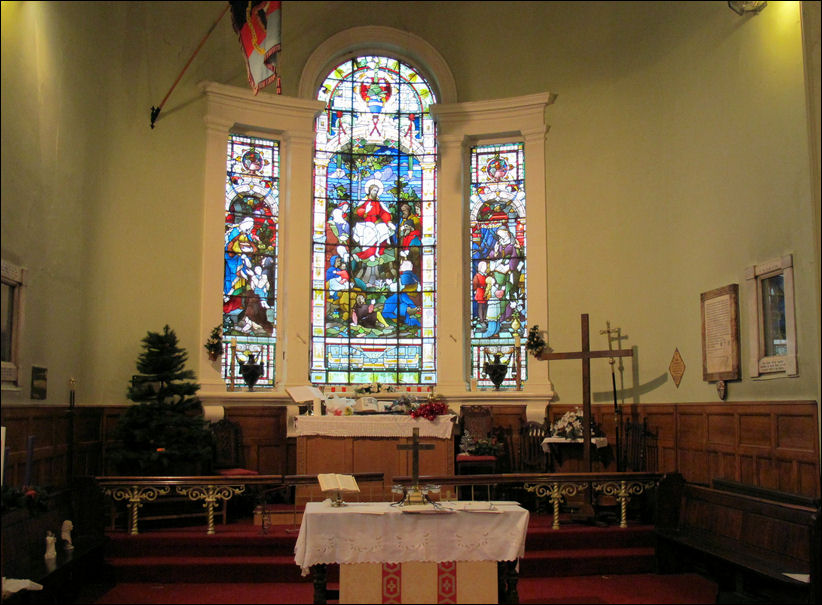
top-left (294, 414), bottom-right (456, 439)
top-left (541, 436), bottom-right (608, 453)
top-left (294, 501), bottom-right (529, 575)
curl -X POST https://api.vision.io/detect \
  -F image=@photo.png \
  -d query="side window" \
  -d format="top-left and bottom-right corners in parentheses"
top-left (221, 134), bottom-right (280, 389)
top-left (1, 259), bottom-right (25, 389)
top-left (469, 143), bottom-right (527, 388)
top-left (745, 254), bottom-right (798, 377)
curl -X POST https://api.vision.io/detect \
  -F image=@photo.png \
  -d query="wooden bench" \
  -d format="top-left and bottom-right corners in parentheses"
top-left (655, 473), bottom-right (821, 604)
top-left (1, 478), bottom-right (108, 604)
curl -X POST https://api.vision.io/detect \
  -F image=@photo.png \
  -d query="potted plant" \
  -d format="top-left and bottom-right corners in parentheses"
top-left (110, 325), bottom-right (213, 476)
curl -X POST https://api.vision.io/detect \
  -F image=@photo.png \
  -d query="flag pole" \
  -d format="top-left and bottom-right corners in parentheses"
top-left (150, 3), bottom-right (230, 129)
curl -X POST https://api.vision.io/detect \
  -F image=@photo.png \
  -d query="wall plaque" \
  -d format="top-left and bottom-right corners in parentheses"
top-left (701, 284), bottom-right (740, 382)
top-left (669, 348), bottom-right (685, 388)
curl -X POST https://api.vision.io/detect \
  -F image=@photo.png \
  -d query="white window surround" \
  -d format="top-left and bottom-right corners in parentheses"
top-left (744, 254), bottom-right (798, 378)
top-left (198, 26), bottom-right (556, 405)
top-left (1, 258), bottom-right (25, 390)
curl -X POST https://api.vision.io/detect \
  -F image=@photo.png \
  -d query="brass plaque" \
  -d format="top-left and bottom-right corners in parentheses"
top-left (669, 348), bottom-right (686, 388)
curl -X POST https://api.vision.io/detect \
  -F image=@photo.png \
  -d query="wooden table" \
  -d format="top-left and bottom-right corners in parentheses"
top-left (294, 415), bottom-right (456, 503)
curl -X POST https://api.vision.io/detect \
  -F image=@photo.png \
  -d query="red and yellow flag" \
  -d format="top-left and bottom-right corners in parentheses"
top-left (230, 1), bottom-right (281, 94)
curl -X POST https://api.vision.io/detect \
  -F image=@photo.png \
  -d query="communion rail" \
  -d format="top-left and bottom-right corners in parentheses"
top-left (393, 471), bottom-right (666, 529)
top-left (94, 472), bottom-right (384, 535)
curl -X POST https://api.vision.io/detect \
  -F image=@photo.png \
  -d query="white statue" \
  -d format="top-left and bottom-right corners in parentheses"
top-left (61, 520), bottom-right (74, 550)
top-left (44, 531), bottom-right (57, 559)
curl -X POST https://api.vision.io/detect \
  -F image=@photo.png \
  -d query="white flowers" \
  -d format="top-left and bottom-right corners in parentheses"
top-left (551, 407), bottom-right (587, 439)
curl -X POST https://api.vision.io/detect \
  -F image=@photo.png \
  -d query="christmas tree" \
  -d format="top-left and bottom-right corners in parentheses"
top-left (110, 325), bottom-right (213, 475)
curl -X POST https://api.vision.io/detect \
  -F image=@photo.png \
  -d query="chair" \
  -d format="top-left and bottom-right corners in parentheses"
top-left (621, 417), bottom-right (657, 472)
top-left (456, 406), bottom-right (497, 498)
top-left (211, 418), bottom-right (260, 477)
top-left (460, 405), bottom-right (494, 441)
top-left (210, 418), bottom-right (259, 523)
top-left (519, 421), bottom-right (548, 472)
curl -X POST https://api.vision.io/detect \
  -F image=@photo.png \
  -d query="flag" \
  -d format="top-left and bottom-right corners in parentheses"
top-left (230, 1), bottom-right (281, 94)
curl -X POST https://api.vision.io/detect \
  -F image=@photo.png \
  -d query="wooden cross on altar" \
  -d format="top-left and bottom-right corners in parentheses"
top-left (538, 314), bottom-right (633, 471)
top-left (397, 428), bottom-right (434, 491)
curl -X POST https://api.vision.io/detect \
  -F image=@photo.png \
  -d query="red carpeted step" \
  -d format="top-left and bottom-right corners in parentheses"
top-left (105, 534), bottom-right (294, 558)
top-left (107, 554), bottom-right (309, 584)
top-left (524, 523), bottom-right (656, 551)
top-left (519, 546), bottom-right (657, 577)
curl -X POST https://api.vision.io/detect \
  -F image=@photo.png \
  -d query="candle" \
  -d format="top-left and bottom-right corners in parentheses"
top-left (69, 378), bottom-right (76, 409)
top-left (23, 435), bottom-right (35, 487)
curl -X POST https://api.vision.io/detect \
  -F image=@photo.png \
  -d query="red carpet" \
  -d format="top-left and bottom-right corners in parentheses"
top-left (74, 514), bottom-right (719, 604)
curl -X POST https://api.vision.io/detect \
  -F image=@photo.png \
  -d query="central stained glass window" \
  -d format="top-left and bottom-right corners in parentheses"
top-left (310, 56), bottom-right (437, 386)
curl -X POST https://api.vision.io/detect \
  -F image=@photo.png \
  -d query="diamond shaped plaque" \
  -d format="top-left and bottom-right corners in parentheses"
top-left (669, 348), bottom-right (685, 387)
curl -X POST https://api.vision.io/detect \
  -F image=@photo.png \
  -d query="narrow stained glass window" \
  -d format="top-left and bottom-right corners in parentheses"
top-left (221, 134), bottom-right (279, 389)
top-left (469, 142), bottom-right (528, 388)
top-left (311, 56), bottom-right (437, 386)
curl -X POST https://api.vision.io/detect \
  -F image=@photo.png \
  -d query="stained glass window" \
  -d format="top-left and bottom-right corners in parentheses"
top-left (310, 56), bottom-right (437, 386)
top-left (221, 134), bottom-right (279, 389)
top-left (469, 143), bottom-right (527, 388)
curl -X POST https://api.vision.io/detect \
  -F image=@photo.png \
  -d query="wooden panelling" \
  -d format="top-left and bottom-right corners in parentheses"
top-left (777, 414), bottom-right (817, 451)
top-left (2, 400), bottom-right (819, 499)
top-left (707, 413), bottom-right (736, 447)
top-left (224, 406), bottom-right (288, 474)
top-left (555, 400), bottom-right (819, 498)
top-left (738, 413), bottom-right (770, 447)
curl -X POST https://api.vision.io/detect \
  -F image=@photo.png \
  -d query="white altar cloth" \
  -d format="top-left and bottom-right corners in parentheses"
top-left (294, 500), bottom-right (529, 575)
top-left (294, 414), bottom-right (456, 440)
top-left (541, 436), bottom-right (608, 453)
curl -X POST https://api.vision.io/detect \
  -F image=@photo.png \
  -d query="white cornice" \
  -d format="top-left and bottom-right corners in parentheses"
top-left (431, 92), bottom-right (556, 139)
top-left (200, 81), bottom-right (324, 133)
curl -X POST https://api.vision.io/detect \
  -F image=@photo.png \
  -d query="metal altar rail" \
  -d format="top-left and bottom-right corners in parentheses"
top-left (94, 473), bottom-right (384, 535)
top-left (392, 471), bottom-right (665, 529)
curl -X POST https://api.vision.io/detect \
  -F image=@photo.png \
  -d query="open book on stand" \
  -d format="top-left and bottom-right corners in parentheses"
top-left (318, 473), bottom-right (359, 506)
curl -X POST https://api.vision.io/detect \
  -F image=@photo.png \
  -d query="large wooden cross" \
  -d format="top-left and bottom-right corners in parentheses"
top-left (538, 314), bottom-right (633, 471)
top-left (397, 427), bottom-right (434, 491)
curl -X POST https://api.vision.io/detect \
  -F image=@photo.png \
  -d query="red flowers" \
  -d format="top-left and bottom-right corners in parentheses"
top-left (410, 400), bottom-right (450, 421)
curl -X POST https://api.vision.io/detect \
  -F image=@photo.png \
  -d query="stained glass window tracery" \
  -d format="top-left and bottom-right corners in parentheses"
top-left (469, 142), bottom-right (527, 388)
top-left (221, 134), bottom-right (280, 389)
top-left (310, 56), bottom-right (437, 386)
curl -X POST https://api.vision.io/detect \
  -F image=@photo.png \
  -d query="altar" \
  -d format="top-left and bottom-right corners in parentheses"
top-left (294, 500), bottom-right (529, 604)
top-left (541, 436), bottom-right (609, 472)
top-left (294, 414), bottom-right (456, 504)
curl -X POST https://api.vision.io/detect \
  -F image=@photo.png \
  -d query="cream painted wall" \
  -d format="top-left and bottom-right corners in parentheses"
top-left (1, 2), bottom-right (818, 411)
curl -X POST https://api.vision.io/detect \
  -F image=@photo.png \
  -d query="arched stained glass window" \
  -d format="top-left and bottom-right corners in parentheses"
top-left (469, 142), bottom-right (527, 388)
top-left (221, 134), bottom-right (279, 389)
top-left (310, 56), bottom-right (437, 386)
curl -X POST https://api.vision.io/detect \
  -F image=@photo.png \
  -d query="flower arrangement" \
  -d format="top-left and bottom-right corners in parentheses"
top-left (410, 399), bottom-right (450, 420)
top-left (550, 407), bottom-right (599, 440)
top-left (1, 485), bottom-right (51, 515)
top-left (525, 324), bottom-right (546, 357)
top-left (459, 430), bottom-right (504, 456)
top-left (204, 325), bottom-right (223, 360)
top-left (353, 383), bottom-right (396, 395)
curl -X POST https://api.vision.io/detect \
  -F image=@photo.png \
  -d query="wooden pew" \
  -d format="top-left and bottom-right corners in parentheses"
top-left (655, 473), bottom-right (821, 604)
top-left (1, 478), bottom-right (108, 604)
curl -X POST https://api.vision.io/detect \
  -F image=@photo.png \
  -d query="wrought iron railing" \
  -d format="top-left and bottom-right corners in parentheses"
top-left (95, 473), bottom-right (384, 535)
top-left (392, 471), bottom-right (665, 529)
